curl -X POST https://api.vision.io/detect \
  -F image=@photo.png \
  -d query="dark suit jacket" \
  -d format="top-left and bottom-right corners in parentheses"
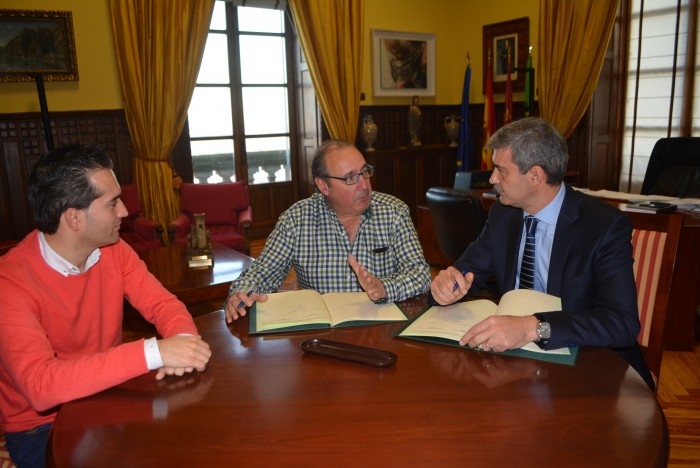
top-left (455, 184), bottom-right (654, 388)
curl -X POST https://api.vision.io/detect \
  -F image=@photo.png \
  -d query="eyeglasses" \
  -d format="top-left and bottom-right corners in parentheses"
top-left (322, 165), bottom-right (374, 186)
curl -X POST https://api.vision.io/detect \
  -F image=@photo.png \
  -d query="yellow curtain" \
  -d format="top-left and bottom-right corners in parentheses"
top-left (538, 0), bottom-right (619, 138)
top-left (109, 0), bottom-right (214, 238)
top-left (288, 0), bottom-right (364, 142)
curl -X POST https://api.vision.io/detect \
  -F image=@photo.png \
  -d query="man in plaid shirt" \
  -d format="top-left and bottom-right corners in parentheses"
top-left (225, 140), bottom-right (431, 323)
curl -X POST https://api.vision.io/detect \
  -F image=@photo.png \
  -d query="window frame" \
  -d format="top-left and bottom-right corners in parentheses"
top-left (187, 1), bottom-right (298, 186)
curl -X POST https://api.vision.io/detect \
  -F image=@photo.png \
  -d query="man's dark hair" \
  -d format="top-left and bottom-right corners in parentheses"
top-left (28, 144), bottom-right (114, 234)
top-left (311, 139), bottom-right (355, 191)
top-left (486, 117), bottom-right (569, 185)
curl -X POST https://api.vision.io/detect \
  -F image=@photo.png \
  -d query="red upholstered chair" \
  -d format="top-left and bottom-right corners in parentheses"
top-left (168, 182), bottom-right (252, 255)
top-left (118, 184), bottom-right (164, 251)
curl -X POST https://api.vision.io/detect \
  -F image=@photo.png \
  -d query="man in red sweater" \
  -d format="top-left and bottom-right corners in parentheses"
top-left (0, 144), bottom-right (212, 467)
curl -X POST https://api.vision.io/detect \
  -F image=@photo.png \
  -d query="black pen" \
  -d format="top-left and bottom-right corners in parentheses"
top-left (453, 269), bottom-right (468, 292)
top-left (237, 290), bottom-right (253, 309)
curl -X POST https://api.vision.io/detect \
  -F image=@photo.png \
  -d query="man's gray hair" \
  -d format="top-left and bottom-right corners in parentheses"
top-left (486, 117), bottom-right (569, 185)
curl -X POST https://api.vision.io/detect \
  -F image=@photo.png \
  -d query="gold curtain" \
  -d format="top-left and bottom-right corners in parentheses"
top-left (109, 0), bottom-right (214, 237)
top-left (288, 0), bottom-right (364, 142)
top-left (538, 0), bottom-right (619, 138)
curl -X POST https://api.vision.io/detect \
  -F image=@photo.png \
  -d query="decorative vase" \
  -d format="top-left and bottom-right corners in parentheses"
top-left (361, 115), bottom-right (378, 152)
top-left (445, 115), bottom-right (460, 147)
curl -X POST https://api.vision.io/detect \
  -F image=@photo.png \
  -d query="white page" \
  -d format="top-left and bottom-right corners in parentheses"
top-left (400, 300), bottom-right (498, 341)
top-left (256, 290), bottom-right (330, 330)
top-left (320, 292), bottom-right (406, 326)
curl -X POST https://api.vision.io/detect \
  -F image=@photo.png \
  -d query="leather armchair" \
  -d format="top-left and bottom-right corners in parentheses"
top-left (426, 187), bottom-right (486, 262)
top-left (641, 137), bottom-right (700, 197)
top-left (119, 184), bottom-right (163, 251)
top-left (169, 182), bottom-right (252, 255)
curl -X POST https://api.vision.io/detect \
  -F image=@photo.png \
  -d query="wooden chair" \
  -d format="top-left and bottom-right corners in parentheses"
top-left (625, 209), bottom-right (683, 385)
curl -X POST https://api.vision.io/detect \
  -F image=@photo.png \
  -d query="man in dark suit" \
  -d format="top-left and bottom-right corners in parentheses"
top-left (430, 117), bottom-right (654, 389)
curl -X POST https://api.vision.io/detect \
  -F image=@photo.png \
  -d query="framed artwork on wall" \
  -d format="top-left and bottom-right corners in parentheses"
top-left (372, 29), bottom-right (436, 97)
top-left (0, 9), bottom-right (79, 83)
top-left (482, 17), bottom-right (529, 93)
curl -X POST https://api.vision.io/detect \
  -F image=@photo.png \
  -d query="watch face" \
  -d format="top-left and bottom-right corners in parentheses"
top-left (537, 322), bottom-right (551, 340)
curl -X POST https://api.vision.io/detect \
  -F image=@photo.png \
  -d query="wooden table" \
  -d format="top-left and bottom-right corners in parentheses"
top-left (48, 295), bottom-right (668, 467)
top-left (137, 242), bottom-right (254, 304)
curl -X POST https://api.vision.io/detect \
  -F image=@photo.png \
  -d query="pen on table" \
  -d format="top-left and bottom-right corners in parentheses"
top-left (237, 290), bottom-right (253, 309)
top-left (453, 269), bottom-right (468, 292)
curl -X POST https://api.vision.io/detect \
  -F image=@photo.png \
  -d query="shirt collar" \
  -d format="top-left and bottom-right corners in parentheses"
top-left (38, 232), bottom-right (101, 277)
top-left (525, 183), bottom-right (566, 226)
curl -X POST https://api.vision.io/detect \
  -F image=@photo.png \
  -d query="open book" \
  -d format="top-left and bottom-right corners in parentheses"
top-left (396, 289), bottom-right (578, 365)
top-left (250, 290), bottom-right (407, 334)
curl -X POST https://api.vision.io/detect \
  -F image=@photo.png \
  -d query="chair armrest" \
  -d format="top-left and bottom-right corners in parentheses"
top-left (168, 214), bottom-right (192, 241)
top-left (131, 215), bottom-right (160, 241)
top-left (237, 206), bottom-right (253, 234)
top-left (238, 206), bottom-right (253, 256)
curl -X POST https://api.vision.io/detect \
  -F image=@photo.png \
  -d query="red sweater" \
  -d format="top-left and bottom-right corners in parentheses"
top-left (0, 231), bottom-right (198, 432)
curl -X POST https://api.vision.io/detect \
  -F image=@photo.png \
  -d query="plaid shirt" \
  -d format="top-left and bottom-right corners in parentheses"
top-left (229, 192), bottom-right (430, 302)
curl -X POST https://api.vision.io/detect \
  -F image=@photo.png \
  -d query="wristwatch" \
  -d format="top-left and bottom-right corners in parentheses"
top-left (534, 314), bottom-right (551, 342)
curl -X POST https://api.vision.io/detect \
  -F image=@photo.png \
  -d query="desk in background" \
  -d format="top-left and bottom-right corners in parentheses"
top-left (49, 297), bottom-right (668, 466)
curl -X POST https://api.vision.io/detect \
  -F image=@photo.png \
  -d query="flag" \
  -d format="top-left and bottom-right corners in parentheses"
top-left (503, 44), bottom-right (513, 125)
top-left (456, 59), bottom-right (473, 171)
top-left (524, 47), bottom-right (533, 117)
top-left (482, 50), bottom-right (496, 170)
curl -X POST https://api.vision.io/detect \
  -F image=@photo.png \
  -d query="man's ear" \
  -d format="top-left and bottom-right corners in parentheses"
top-left (315, 176), bottom-right (330, 196)
top-left (529, 166), bottom-right (547, 185)
top-left (63, 208), bottom-right (84, 232)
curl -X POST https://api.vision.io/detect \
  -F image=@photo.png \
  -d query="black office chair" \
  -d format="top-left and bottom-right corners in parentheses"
top-left (641, 137), bottom-right (700, 197)
top-left (426, 187), bottom-right (486, 262)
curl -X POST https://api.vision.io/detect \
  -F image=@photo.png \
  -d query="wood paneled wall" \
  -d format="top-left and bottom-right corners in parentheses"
top-left (0, 110), bottom-right (133, 242)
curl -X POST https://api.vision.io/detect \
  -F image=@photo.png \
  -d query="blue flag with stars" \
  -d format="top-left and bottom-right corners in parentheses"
top-left (457, 62), bottom-right (473, 171)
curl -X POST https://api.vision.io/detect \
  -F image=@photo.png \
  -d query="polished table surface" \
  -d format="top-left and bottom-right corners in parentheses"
top-left (49, 295), bottom-right (668, 467)
top-left (137, 242), bottom-right (254, 304)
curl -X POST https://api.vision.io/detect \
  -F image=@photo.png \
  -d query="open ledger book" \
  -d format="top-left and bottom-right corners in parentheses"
top-left (396, 289), bottom-right (578, 365)
top-left (250, 290), bottom-right (407, 334)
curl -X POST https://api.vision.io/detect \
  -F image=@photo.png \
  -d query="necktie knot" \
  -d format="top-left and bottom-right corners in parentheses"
top-left (525, 215), bottom-right (538, 235)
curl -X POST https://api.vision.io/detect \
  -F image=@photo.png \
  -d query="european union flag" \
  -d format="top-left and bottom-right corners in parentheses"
top-left (457, 61), bottom-right (473, 171)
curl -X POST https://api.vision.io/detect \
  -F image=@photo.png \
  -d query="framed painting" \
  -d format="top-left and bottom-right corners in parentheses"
top-left (0, 9), bottom-right (79, 83)
top-left (482, 17), bottom-right (529, 93)
top-left (372, 29), bottom-right (435, 97)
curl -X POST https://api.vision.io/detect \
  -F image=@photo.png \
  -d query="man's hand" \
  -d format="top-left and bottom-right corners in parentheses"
top-left (459, 315), bottom-right (539, 352)
top-left (430, 267), bottom-right (474, 305)
top-left (224, 291), bottom-right (268, 323)
top-left (348, 255), bottom-right (387, 302)
top-left (155, 335), bottom-right (212, 381)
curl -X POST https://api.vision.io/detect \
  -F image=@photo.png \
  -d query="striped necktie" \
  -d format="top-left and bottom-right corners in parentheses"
top-left (519, 216), bottom-right (538, 290)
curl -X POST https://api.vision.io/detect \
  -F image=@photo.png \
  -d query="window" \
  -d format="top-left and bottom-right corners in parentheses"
top-left (188, 1), bottom-right (293, 185)
top-left (620, 0), bottom-right (698, 192)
